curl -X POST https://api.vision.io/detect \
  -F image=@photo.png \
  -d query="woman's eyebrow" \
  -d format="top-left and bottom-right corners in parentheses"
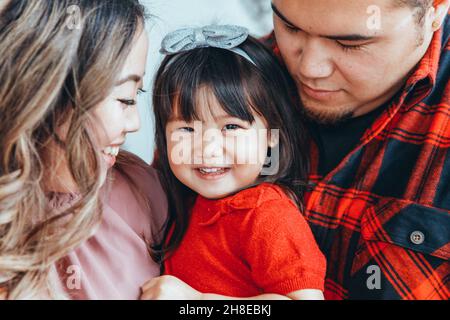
top-left (271, 2), bottom-right (375, 42)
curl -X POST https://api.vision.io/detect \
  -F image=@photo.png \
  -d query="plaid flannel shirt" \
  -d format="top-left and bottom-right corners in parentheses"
top-left (265, 15), bottom-right (450, 300)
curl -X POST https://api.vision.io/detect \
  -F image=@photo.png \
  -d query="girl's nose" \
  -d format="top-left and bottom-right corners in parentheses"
top-left (202, 129), bottom-right (224, 160)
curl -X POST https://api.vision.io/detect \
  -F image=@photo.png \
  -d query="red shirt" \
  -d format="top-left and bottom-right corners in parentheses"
top-left (264, 16), bottom-right (450, 299)
top-left (164, 183), bottom-right (326, 297)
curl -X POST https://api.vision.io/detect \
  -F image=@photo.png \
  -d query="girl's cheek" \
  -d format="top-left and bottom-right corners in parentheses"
top-left (229, 130), bottom-right (267, 166)
top-left (167, 131), bottom-right (195, 166)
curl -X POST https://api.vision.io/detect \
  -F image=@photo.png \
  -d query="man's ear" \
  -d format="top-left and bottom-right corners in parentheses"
top-left (431, 0), bottom-right (449, 31)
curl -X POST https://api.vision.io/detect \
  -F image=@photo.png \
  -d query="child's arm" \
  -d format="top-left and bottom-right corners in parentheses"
top-left (200, 289), bottom-right (324, 300)
top-left (0, 287), bottom-right (7, 300)
top-left (140, 275), bottom-right (324, 300)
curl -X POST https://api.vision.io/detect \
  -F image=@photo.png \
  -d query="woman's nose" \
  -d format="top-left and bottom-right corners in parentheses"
top-left (125, 106), bottom-right (141, 133)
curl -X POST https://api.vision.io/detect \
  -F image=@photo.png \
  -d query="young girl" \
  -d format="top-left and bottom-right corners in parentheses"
top-left (143, 25), bottom-right (326, 300)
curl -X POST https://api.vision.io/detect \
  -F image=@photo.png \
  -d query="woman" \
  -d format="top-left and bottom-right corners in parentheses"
top-left (0, 0), bottom-right (167, 299)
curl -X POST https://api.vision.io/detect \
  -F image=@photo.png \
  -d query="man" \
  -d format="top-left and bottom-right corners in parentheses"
top-left (266, 0), bottom-right (449, 299)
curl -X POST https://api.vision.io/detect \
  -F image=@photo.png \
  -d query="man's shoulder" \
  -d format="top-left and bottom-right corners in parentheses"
top-left (443, 13), bottom-right (449, 49)
top-left (413, 15), bottom-right (449, 111)
top-left (435, 14), bottom-right (450, 94)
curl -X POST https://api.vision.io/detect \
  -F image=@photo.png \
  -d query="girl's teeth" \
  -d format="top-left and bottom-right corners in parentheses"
top-left (198, 168), bottom-right (226, 174)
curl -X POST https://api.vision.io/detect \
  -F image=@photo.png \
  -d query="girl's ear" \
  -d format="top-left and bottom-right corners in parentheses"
top-left (267, 129), bottom-right (279, 148)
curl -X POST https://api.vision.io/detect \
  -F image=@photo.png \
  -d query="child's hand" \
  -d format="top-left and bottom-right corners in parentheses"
top-left (140, 275), bottom-right (203, 300)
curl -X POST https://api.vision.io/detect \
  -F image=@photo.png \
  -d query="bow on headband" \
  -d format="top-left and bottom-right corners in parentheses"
top-left (160, 25), bottom-right (249, 55)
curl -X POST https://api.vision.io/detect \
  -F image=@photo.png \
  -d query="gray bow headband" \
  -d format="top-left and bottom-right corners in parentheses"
top-left (160, 25), bottom-right (256, 66)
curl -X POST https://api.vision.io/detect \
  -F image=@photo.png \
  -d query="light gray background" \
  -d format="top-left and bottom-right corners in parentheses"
top-left (122, 0), bottom-right (274, 163)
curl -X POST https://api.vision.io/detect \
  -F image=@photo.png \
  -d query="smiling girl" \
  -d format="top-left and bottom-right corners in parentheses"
top-left (142, 26), bottom-right (326, 300)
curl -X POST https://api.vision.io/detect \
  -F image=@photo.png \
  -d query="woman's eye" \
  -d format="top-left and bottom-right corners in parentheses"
top-left (118, 99), bottom-right (137, 107)
top-left (223, 124), bottom-right (242, 131)
top-left (137, 88), bottom-right (147, 95)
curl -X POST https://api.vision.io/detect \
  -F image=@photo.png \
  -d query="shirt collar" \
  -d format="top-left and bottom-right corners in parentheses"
top-left (194, 183), bottom-right (276, 226)
top-left (406, 27), bottom-right (443, 89)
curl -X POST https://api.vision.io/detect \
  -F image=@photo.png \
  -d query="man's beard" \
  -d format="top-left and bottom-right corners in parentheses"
top-left (299, 100), bottom-right (355, 126)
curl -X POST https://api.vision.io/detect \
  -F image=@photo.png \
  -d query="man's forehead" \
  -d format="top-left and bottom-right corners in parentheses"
top-left (272, 0), bottom-right (409, 37)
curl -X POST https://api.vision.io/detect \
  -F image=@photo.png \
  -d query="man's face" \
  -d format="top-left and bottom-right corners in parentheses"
top-left (273, 0), bottom-right (435, 124)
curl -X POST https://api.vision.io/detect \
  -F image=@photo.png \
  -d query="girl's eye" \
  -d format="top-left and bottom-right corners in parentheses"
top-left (117, 99), bottom-right (137, 107)
top-left (137, 88), bottom-right (147, 95)
top-left (223, 124), bottom-right (243, 131)
top-left (337, 42), bottom-right (365, 52)
top-left (179, 127), bottom-right (194, 133)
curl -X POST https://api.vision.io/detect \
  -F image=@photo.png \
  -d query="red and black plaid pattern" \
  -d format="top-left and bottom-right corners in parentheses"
top-left (264, 16), bottom-right (450, 300)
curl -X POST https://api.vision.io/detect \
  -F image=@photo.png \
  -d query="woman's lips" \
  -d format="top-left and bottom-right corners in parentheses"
top-left (102, 146), bottom-right (120, 168)
top-left (194, 167), bottom-right (231, 180)
top-left (300, 82), bottom-right (341, 101)
top-left (102, 153), bottom-right (117, 167)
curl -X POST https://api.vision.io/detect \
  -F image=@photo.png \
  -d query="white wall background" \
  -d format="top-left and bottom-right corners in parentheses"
top-left (122, 0), bottom-right (273, 163)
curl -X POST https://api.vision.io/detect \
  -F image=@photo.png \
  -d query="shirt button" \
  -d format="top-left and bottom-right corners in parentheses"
top-left (410, 231), bottom-right (425, 245)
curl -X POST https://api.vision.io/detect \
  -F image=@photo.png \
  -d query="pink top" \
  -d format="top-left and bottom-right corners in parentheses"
top-left (49, 156), bottom-right (167, 300)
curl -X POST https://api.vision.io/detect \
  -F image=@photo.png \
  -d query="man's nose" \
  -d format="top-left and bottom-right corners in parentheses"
top-left (298, 37), bottom-right (334, 80)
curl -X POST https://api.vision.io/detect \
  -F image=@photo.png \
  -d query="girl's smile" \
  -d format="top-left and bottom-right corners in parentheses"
top-left (194, 166), bottom-right (232, 180)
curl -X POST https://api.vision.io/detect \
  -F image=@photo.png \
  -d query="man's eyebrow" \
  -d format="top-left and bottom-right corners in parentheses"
top-left (325, 34), bottom-right (375, 41)
top-left (271, 2), bottom-right (299, 29)
top-left (271, 2), bottom-right (375, 42)
top-left (115, 74), bottom-right (143, 86)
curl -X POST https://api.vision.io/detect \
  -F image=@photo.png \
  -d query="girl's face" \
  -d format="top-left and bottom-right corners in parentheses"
top-left (166, 88), bottom-right (276, 199)
top-left (91, 29), bottom-right (149, 168)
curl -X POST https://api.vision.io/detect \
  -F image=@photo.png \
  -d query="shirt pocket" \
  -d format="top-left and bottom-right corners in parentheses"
top-left (349, 198), bottom-right (450, 299)
top-left (360, 198), bottom-right (450, 261)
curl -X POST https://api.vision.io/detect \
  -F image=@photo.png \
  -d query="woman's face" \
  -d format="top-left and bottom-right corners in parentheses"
top-left (91, 29), bottom-right (149, 168)
top-left (46, 29), bottom-right (149, 193)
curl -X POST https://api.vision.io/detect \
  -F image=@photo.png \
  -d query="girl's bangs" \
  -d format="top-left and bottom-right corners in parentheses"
top-left (165, 48), bottom-right (260, 123)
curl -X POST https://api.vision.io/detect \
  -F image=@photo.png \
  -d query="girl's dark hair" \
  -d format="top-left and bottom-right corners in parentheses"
top-left (153, 35), bottom-right (310, 260)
